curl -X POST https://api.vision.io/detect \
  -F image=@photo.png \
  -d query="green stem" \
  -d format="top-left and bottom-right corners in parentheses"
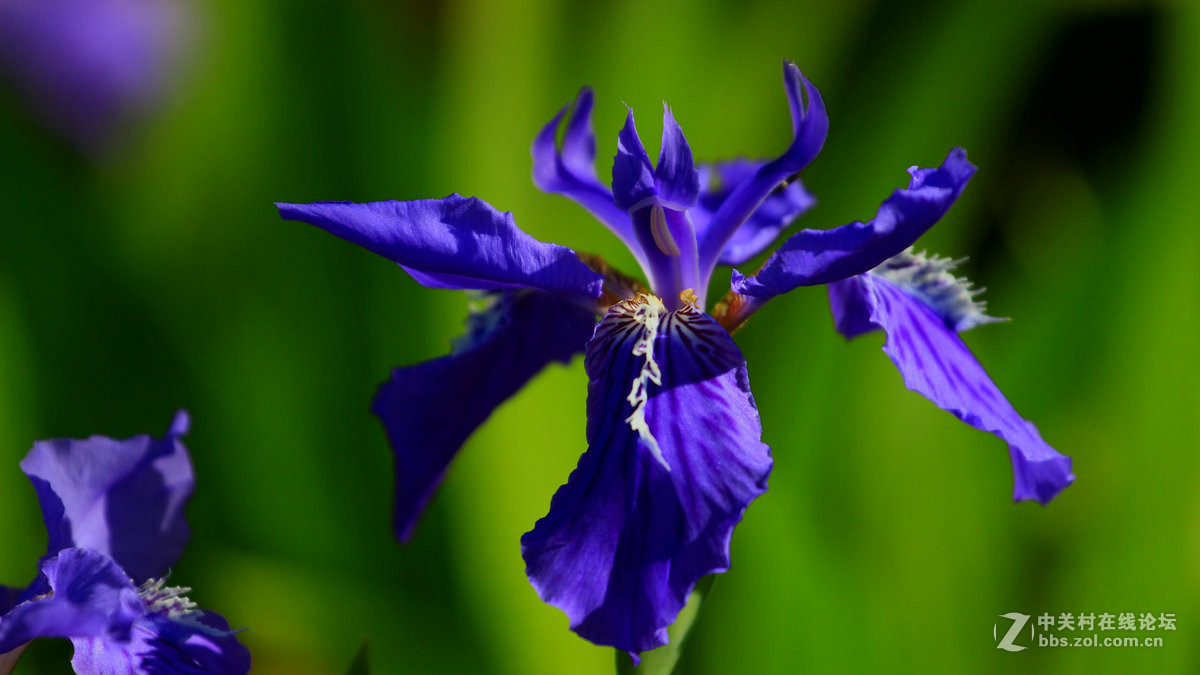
top-left (345, 641), bottom-right (370, 675)
top-left (615, 575), bottom-right (715, 675)
top-left (0, 643), bottom-right (29, 675)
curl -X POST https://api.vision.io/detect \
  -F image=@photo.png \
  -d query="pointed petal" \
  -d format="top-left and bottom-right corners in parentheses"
top-left (373, 290), bottom-right (597, 542)
top-left (277, 195), bottom-right (604, 303)
top-left (653, 105), bottom-right (699, 210)
top-left (611, 111), bottom-right (657, 212)
top-left (522, 298), bottom-right (771, 654)
top-left (19, 412), bottom-right (194, 582)
top-left (697, 62), bottom-right (828, 272)
top-left (829, 274), bottom-right (1074, 504)
top-left (532, 89), bottom-right (642, 258)
top-left (0, 548), bottom-right (143, 654)
top-left (532, 89), bottom-right (601, 186)
top-left (559, 88), bottom-right (600, 180)
top-left (693, 159), bottom-right (816, 265)
top-left (732, 148), bottom-right (976, 298)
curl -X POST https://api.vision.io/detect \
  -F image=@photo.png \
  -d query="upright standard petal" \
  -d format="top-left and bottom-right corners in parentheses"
top-left (827, 273), bottom-right (1073, 504)
top-left (373, 290), bottom-right (598, 542)
top-left (19, 411), bottom-right (194, 583)
top-left (731, 148), bottom-right (977, 298)
top-left (697, 62), bottom-right (828, 274)
top-left (522, 295), bottom-right (771, 655)
top-left (653, 105), bottom-right (700, 210)
top-left (277, 195), bottom-right (604, 304)
top-left (609, 108), bottom-right (705, 305)
top-left (692, 159), bottom-right (816, 265)
top-left (611, 111), bottom-right (657, 212)
top-left (532, 88), bottom-right (643, 260)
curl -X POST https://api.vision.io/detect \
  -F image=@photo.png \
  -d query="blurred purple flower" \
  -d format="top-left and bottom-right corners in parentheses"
top-left (0, 412), bottom-right (250, 675)
top-left (277, 62), bottom-right (1073, 657)
top-left (0, 0), bottom-right (190, 153)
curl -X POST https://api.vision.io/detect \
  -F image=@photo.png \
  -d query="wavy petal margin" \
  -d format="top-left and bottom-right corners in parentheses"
top-left (0, 548), bottom-right (142, 654)
top-left (277, 195), bottom-right (604, 304)
top-left (522, 297), bottom-right (771, 656)
top-left (828, 274), bottom-right (1073, 504)
top-left (19, 411), bottom-right (193, 583)
top-left (732, 148), bottom-right (976, 298)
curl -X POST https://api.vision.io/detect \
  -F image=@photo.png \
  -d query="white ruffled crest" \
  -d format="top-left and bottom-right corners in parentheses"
top-left (869, 248), bottom-right (1004, 332)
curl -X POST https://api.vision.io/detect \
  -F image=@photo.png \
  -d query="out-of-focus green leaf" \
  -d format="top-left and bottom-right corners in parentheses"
top-left (346, 641), bottom-right (370, 675)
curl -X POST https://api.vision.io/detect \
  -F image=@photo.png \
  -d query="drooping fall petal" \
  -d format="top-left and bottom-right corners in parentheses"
top-left (522, 296), bottom-right (771, 655)
top-left (828, 273), bottom-right (1073, 504)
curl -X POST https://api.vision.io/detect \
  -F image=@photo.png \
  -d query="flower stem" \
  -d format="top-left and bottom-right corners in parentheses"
top-left (614, 575), bottom-right (715, 675)
top-left (345, 641), bottom-right (369, 675)
top-left (0, 643), bottom-right (29, 675)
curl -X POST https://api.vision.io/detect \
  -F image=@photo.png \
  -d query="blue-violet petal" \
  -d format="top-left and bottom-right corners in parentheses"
top-left (19, 411), bottom-right (193, 583)
top-left (277, 195), bottom-right (604, 304)
top-left (827, 274), bottom-right (1073, 504)
top-left (522, 295), bottom-right (771, 655)
top-left (374, 290), bottom-right (597, 542)
top-left (532, 88), bottom-right (641, 257)
top-left (693, 159), bottom-right (815, 265)
top-left (732, 148), bottom-right (976, 298)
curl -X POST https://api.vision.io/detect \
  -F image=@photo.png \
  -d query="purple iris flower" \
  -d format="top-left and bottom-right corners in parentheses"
top-left (0, 0), bottom-right (189, 153)
top-left (276, 62), bottom-right (1073, 657)
top-left (0, 412), bottom-right (250, 675)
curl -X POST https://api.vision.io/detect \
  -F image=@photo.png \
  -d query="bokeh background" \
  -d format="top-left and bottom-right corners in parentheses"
top-left (1, 0), bottom-right (1197, 672)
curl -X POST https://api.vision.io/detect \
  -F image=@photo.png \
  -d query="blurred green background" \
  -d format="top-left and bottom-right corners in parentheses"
top-left (2, 0), bottom-right (1197, 672)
